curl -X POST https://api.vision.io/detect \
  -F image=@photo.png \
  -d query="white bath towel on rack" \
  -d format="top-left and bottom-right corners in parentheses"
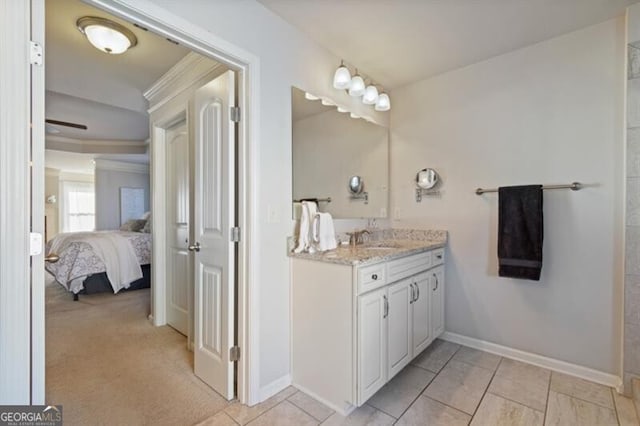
top-left (294, 201), bottom-right (318, 253)
top-left (313, 212), bottom-right (337, 252)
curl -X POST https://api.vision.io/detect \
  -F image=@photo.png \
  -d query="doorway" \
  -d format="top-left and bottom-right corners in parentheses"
top-left (0, 0), bottom-right (256, 409)
top-left (68, 0), bottom-right (254, 405)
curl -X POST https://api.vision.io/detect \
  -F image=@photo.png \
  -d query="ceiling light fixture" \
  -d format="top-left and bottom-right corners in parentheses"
top-left (77, 16), bottom-right (137, 54)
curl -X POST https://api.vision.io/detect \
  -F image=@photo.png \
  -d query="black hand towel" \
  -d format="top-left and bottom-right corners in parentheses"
top-left (498, 185), bottom-right (543, 281)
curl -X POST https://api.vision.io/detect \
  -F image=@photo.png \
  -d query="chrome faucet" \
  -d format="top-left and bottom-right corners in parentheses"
top-left (346, 229), bottom-right (371, 246)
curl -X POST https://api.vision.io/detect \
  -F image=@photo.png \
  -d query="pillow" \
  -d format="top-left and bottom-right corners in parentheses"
top-left (141, 217), bottom-right (151, 233)
top-left (120, 219), bottom-right (147, 232)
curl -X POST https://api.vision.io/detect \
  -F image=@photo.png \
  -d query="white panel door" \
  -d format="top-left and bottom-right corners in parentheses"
top-left (430, 266), bottom-right (445, 338)
top-left (357, 287), bottom-right (387, 404)
top-left (166, 120), bottom-right (190, 336)
top-left (412, 272), bottom-right (431, 356)
top-left (387, 278), bottom-right (412, 379)
top-left (192, 70), bottom-right (236, 399)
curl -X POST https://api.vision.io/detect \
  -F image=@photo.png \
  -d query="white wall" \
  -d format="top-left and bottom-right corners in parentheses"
top-left (293, 109), bottom-right (389, 219)
top-left (390, 19), bottom-right (625, 374)
top-left (94, 162), bottom-right (150, 230)
top-left (112, 0), bottom-right (390, 398)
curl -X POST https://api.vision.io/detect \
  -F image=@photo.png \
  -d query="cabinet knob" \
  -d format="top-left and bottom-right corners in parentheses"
top-left (372, 274), bottom-right (378, 280)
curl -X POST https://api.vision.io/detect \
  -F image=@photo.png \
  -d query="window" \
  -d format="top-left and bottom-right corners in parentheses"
top-left (61, 181), bottom-right (95, 232)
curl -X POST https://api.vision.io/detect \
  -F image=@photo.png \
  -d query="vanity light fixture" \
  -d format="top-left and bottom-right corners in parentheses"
top-left (350, 112), bottom-right (361, 119)
top-left (333, 61), bottom-right (352, 90)
top-left (321, 98), bottom-right (335, 106)
top-left (375, 92), bottom-right (391, 112)
top-left (337, 106), bottom-right (349, 113)
top-left (348, 71), bottom-right (366, 97)
top-left (304, 92), bottom-right (320, 101)
top-left (77, 16), bottom-right (137, 54)
top-left (331, 61), bottom-right (391, 111)
top-left (362, 84), bottom-right (379, 105)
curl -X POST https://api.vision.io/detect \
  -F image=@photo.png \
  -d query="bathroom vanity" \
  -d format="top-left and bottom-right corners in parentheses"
top-left (289, 231), bottom-right (446, 415)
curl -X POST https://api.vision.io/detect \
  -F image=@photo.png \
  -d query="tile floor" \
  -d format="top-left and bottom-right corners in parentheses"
top-left (199, 339), bottom-right (640, 426)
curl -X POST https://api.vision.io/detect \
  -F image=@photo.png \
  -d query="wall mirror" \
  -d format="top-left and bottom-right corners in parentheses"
top-left (291, 87), bottom-right (389, 219)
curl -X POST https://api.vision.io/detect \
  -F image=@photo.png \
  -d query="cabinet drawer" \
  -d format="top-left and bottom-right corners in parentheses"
top-left (431, 248), bottom-right (445, 266)
top-left (387, 252), bottom-right (431, 283)
top-left (358, 263), bottom-right (387, 294)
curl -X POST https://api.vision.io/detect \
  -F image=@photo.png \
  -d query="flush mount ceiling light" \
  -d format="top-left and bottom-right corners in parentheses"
top-left (77, 16), bottom-right (137, 54)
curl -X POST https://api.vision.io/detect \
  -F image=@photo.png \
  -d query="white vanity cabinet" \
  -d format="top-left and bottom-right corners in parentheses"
top-left (291, 245), bottom-right (446, 415)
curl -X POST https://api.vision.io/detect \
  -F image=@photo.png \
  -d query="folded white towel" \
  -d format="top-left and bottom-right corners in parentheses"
top-left (313, 212), bottom-right (338, 252)
top-left (294, 201), bottom-right (318, 253)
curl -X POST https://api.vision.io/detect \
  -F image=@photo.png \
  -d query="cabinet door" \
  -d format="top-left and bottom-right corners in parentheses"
top-left (412, 272), bottom-right (431, 356)
top-left (387, 278), bottom-right (412, 379)
top-left (358, 287), bottom-right (388, 404)
top-left (430, 266), bottom-right (445, 338)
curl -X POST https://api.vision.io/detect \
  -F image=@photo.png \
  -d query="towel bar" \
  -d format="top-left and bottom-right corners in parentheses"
top-left (475, 182), bottom-right (582, 195)
top-left (293, 197), bottom-right (332, 203)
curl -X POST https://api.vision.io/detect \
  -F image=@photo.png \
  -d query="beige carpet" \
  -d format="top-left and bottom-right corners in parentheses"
top-left (45, 276), bottom-right (230, 426)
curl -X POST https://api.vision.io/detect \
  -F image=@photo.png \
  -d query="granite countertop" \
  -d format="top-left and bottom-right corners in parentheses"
top-left (288, 229), bottom-right (447, 266)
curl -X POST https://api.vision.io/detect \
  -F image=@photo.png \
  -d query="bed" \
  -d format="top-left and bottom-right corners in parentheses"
top-left (45, 230), bottom-right (152, 300)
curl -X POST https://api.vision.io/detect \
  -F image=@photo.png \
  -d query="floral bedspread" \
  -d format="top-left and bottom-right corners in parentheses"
top-left (45, 231), bottom-right (151, 294)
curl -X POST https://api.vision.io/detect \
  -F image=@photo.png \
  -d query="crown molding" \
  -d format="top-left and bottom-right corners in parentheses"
top-left (46, 135), bottom-right (146, 147)
top-left (94, 159), bottom-right (149, 174)
top-left (46, 135), bottom-right (147, 155)
top-left (144, 51), bottom-right (224, 110)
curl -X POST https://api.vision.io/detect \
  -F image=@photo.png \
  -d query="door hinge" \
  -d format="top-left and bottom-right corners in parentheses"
top-left (29, 41), bottom-right (43, 66)
top-left (230, 346), bottom-right (241, 362)
top-left (231, 226), bottom-right (241, 243)
top-left (230, 106), bottom-right (241, 123)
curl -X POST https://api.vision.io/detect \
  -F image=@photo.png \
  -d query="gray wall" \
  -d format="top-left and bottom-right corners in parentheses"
top-left (390, 18), bottom-right (625, 376)
top-left (95, 167), bottom-right (150, 230)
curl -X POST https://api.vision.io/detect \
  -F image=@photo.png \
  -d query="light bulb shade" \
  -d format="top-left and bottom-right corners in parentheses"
top-left (348, 75), bottom-right (366, 97)
top-left (77, 17), bottom-right (137, 55)
top-left (375, 93), bottom-right (391, 111)
top-left (362, 85), bottom-right (379, 105)
top-left (333, 65), bottom-right (352, 89)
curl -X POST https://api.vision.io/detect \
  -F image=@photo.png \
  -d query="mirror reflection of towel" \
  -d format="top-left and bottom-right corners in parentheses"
top-left (498, 185), bottom-right (543, 281)
top-left (294, 201), bottom-right (318, 253)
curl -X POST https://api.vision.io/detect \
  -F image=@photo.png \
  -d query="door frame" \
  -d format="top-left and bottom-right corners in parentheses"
top-left (86, 0), bottom-right (261, 404)
top-left (0, 0), bottom-right (43, 404)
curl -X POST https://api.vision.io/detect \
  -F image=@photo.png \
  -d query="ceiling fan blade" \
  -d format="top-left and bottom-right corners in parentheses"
top-left (45, 119), bottom-right (87, 130)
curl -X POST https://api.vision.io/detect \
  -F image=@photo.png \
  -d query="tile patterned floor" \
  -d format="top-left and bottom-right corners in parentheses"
top-left (198, 339), bottom-right (640, 426)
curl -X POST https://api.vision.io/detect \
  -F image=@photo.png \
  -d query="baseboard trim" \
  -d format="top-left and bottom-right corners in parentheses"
top-left (292, 382), bottom-right (355, 417)
top-left (441, 331), bottom-right (621, 389)
top-left (258, 374), bottom-right (292, 402)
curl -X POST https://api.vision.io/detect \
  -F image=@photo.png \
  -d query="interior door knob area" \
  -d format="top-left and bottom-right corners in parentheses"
top-left (188, 243), bottom-right (201, 252)
top-left (44, 253), bottom-right (60, 263)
